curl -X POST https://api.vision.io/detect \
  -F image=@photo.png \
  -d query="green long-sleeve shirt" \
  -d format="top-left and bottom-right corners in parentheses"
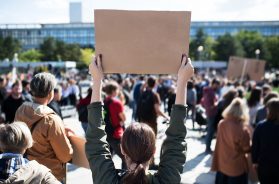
top-left (85, 102), bottom-right (187, 184)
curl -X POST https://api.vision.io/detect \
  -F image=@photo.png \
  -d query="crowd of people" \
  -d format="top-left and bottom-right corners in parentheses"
top-left (0, 56), bottom-right (278, 184)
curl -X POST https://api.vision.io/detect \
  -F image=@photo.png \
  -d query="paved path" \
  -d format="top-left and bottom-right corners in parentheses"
top-left (65, 108), bottom-right (216, 184)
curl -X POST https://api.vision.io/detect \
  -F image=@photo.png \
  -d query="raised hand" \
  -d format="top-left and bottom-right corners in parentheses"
top-left (175, 54), bottom-right (194, 105)
top-left (89, 54), bottom-right (103, 83)
top-left (89, 54), bottom-right (103, 103)
top-left (177, 54), bottom-right (194, 86)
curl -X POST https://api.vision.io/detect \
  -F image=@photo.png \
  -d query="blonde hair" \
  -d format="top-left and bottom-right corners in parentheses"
top-left (0, 122), bottom-right (33, 153)
top-left (222, 98), bottom-right (249, 124)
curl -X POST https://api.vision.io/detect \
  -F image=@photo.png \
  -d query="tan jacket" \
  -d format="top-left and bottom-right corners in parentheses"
top-left (15, 102), bottom-right (73, 181)
top-left (211, 117), bottom-right (252, 176)
top-left (0, 160), bottom-right (60, 184)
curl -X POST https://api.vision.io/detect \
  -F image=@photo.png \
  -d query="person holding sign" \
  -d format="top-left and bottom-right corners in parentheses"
top-left (85, 54), bottom-right (194, 184)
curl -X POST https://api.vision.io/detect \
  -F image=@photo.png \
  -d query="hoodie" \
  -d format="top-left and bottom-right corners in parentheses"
top-left (0, 160), bottom-right (60, 184)
top-left (14, 102), bottom-right (73, 182)
top-left (201, 87), bottom-right (218, 118)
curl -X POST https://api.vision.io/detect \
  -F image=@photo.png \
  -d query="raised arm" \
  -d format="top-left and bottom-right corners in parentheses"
top-left (153, 54), bottom-right (194, 184)
top-left (90, 55), bottom-right (103, 103)
top-left (85, 55), bottom-right (119, 184)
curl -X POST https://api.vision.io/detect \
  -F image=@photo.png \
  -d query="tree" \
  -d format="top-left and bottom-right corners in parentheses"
top-left (19, 49), bottom-right (43, 62)
top-left (213, 33), bottom-right (244, 61)
top-left (81, 48), bottom-right (94, 66)
top-left (63, 44), bottom-right (81, 62)
top-left (236, 30), bottom-right (270, 60)
top-left (189, 28), bottom-right (214, 60)
top-left (265, 36), bottom-right (279, 68)
top-left (40, 37), bottom-right (57, 61)
top-left (0, 36), bottom-right (21, 61)
top-left (39, 37), bottom-right (82, 62)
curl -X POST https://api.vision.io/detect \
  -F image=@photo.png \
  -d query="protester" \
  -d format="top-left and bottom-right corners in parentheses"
top-left (0, 121), bottom-right (60, 183)
top-left (215, 89), bottom-right (238, 130)
top-left (212, 98), bottom-right (252, 184)
top-left (85, 54), bottom-right (193, 184)
top-left (254, 91), bottom-right (279, 125)
top-left (103, 80), bottom-right (126, 169)
top-left (48, 85), bottom-right (63, 119)
top-left (136, 76), bottom-right (169, 136)
top-left (0, 77), bottom-right (7, 105)
top-left (252, 98), bottom-right (279, 184)
top-left (77, 88), bottom-right (92, 132)
top-left (2, 80), bottom-right (25, 123)
top-left (201, 78), bottom-right (220, 153)
top-left (187, 80), bottom-right (197, 129)
top-left (14, 72), bottom-right (73, 182)
top-left (21, 80), bottom-right (32, 102)
top-left (132, 76), bottom-right (145, 120)
top-left (247, 87), bottom-right (262, 126)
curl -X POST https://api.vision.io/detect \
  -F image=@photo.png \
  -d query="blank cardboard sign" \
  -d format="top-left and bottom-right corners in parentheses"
top-left (94, 10), bottom-right (191, 74)
top-left (227, 56), bottom-right (266, 81)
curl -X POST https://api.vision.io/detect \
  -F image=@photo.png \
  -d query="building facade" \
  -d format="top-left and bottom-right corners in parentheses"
top-left (0, 21), bottom-right (278, 50)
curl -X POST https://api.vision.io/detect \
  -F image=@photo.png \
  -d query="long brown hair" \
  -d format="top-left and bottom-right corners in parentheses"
top-left (121, 123), bottom-right (156, 184)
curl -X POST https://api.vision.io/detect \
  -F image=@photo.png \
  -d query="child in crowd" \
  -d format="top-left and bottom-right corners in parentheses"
top-left (0, 121), bottom-right (60, 183)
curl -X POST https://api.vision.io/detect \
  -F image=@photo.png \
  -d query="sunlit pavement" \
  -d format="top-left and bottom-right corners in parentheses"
top-left (65, 107), bottom-right (216, 184)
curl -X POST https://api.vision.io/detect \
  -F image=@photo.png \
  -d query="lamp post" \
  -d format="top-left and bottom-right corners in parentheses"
top-left (255, 49), bottom-right (260, 60)
top-left (197, 45), bottom-right (204, 61)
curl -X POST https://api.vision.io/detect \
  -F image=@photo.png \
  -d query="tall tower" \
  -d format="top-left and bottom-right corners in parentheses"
top-left (70, 2), bottom-right (82, 23)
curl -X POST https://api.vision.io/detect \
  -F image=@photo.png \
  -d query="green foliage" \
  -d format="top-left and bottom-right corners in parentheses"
top-left (273, 87), bottom-right (279, 94)
top-left (213, 33), bottom-right (244, 61)
top-left (19, 49), bottom-right (42, 62)
top-left (265, 36), bottom-right (279, 68)
top-left (40, 37), bottom-right (57, 61)
top-left (0, 36), bottom-right (21, 60)
top-left (189, 29), bottom-right (215, 60)
top-left (236, 30), bottom-right (270, 60)
top-left (81, 48), bottom-right (94, 66)
top-left (39, 37), bottom-right (81, 62)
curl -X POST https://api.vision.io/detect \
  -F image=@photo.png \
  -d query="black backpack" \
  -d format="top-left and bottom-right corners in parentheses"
top-left (103, 98), bottom-right (115, 138)
top-left (136, 90), bottom-right (156, 122)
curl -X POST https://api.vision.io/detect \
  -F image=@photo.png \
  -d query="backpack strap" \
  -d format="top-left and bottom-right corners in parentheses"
top-left (23, 117), bottom-right (44, 159)
top-left (30, 117), bottom-right (44, 133)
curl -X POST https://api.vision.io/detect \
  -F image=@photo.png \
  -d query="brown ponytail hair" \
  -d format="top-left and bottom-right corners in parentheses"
top-left (121, 123), bottom-right (156, 184)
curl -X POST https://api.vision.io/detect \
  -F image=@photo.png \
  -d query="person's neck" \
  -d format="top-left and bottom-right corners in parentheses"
top-left (11, 93), bottom-right (21, 99)
top-left (33, 98), bottom-right (48, 105)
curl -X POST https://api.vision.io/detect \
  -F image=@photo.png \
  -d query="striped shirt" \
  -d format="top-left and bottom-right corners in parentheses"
top-left (0, 153), bottom-right (29, 180)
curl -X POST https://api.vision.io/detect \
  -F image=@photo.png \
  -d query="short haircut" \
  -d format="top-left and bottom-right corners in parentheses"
top-left (267, 98), bottom-right (279, 123)
top-left (212, 78), bottom-right (220, 86)
top-left (263, 92), bottom-right (279, 105)
top-left (147, 77), bottom-right (156, 88)
top-left (54, 85), bottom-right (62, 94)
top-left (103, 81), bottom-right (119, 95)
top-left (30, 72), bottom-right (57, 98)
top-left (21, 80), bottom-right (30, 88)
top-left (0, 122), bottom-right (33, 153)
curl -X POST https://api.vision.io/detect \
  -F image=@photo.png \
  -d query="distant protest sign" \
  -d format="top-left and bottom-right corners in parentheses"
top-left (227, 56), bottom-right (266, 81)
top-left (94, 10), bottom-right (191, 74)
top-left (69, 135), bottom-right (89, 169)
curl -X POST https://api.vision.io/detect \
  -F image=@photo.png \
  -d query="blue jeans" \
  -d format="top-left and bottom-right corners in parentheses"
top-left (205, 117), bottom-right (215, 151)
top-left (215, 171), bottom-right (248, 184)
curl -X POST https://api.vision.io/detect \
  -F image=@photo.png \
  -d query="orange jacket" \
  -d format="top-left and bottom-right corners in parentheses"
top-left (15, 102), bottom-right (73, 181)
top-left (211, 117), bottom-right (252, 176)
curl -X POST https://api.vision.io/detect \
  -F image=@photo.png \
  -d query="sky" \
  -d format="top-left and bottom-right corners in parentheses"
top-left (0, 0), bottom-right (279, 24)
